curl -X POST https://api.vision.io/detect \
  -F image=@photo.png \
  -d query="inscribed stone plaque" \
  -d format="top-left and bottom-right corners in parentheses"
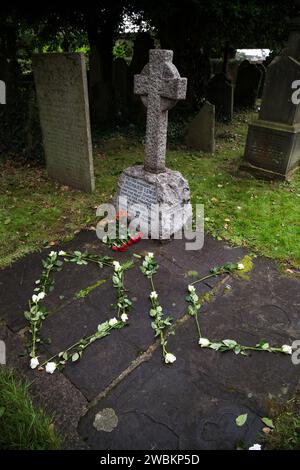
top-left (33, 53), bottom-right (95, 192)
top-left (244, 125), bottom-right (293, 173)
top-left (119, 175), bottom-right (158, 208)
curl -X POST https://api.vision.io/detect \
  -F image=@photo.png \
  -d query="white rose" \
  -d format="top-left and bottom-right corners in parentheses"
top-left (32, 294), bottom-right (38, 303)
top-left (164, 353), bottom-right (176, 364)
top-left (30, 357), bottom-right (39, 369)
top-left (147, 252), bottom-right (154, 258)
top-left (108, 317), bottom-right (118, 327)
top-left (282, 344), bottom-right (292, 355)
top-left (37, 291), bottom-right (46, 301)
top-left (59, 250), bottom-right (66, 256)
top-left (150, 291), bottom-right (158, 300)
top-left (188, 285), bottom-right (195, 293)
top-left (45, 362), bottom-right (57, 374)
top-left (121, 313), bottom-right (128, 322)
top-left (237, 263), bottom-right (244, 270)
top-left (249, 444), bottom-right (262, 450)
top-left (199, 338), bottom-right (210, 347)
top-left (113, 261), bottom-right (121, 271)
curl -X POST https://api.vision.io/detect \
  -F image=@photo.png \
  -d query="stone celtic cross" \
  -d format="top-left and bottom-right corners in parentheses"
top-left (134, 49), bottom-right (187, 173)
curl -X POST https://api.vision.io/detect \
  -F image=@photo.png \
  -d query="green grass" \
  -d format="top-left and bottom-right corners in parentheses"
top-left (0, 112), bottom-right (299, 268)
top-left (263, 394), bottom-right (300, 450)
top-left (0, 367), bottom-right (62, 450)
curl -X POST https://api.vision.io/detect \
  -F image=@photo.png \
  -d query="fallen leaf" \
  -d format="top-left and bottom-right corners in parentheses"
top-left (236, 413), bottom-right (248, 427)
top-left (261, 417), bottom-right (274, 429)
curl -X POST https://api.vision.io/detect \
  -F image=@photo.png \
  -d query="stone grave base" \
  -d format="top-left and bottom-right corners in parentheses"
top-left (242, 119), bottom-right (300, 180)
top-left (115, 165), bottom-right (192, 239)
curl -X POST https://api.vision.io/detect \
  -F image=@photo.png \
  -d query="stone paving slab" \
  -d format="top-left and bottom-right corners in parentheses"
top-left (78, 259), bottom-right (300, 449)
top-left (1, 230), bottom-right (299, 450)
top-left (78, 320), bottom-right (265, 450)
top-left (40, 256), bottom-right (208, 400)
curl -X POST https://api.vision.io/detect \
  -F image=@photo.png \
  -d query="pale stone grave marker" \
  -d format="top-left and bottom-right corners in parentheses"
top-left (116, 49), bottom-right (192, 238)
top-left (33, 53), bottom-right (95, 192)
top-left (186, 101), bottom-right (215, 153)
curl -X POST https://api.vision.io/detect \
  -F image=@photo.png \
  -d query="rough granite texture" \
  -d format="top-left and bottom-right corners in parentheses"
top-left (116, 165), bottom-right (193, 238)
top-left (134, 49), bottom-right (187, 174)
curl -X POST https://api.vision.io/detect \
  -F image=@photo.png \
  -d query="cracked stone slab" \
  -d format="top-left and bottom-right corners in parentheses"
top-left (78, 257), bottom-right (300, 450)
top-left (78, 319), bottom-right (264, 450)
top-left (2, 230), bottom-right (300, 450)
top-left (40, 255), bottom-right (209, 400)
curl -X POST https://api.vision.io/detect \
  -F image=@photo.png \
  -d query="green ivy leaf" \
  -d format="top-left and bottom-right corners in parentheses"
top-left (0, 407), bottom-right (5, 418)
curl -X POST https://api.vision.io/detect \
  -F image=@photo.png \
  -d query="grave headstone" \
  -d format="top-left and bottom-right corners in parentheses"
top-left (186, 101), bottom-right (215, 153)
top-left (242, 16), bottom-right (300, 180)
top-left (112, 58), bottom-right (131, 121)
top-left (33, 53), bottom-right (95, 192)
top-left (206, 72), bottom-right (233, 122)
top-left (234, 60), bottom-right (262, 109)
top-left (116, 49), bottom-right (192, 238)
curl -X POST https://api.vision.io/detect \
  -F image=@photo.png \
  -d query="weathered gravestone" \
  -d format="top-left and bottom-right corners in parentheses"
top-left (33, 53), bottom-right (95, 192)
top-left (242, 16), bottom-right (300, 180)
top-left (116, 49), bottom-right (192, 238)
top-left (206, 72), bottom-right (233, 122)
top-left (234, 60), bottom-right (263, 110)
top-left (186, 101), bottom-right (215, 153)
top-left (112, 58), bottom-right (131, 121)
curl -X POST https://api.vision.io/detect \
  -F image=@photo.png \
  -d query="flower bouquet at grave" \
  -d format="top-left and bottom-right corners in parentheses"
top-left (101, 210), bottom-right (144, 252)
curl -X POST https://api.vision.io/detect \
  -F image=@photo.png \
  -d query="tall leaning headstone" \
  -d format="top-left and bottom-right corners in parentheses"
top-left (116, 49), bottom-right (192, 238)
top-left (33, 53), bottom-right (95, 192)
top-left (243, 10), bottom-right (300, 180)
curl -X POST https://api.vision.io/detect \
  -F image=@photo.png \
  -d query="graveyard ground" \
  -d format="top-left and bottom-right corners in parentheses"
top-left (0, 111), bottom-right (299, 270)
